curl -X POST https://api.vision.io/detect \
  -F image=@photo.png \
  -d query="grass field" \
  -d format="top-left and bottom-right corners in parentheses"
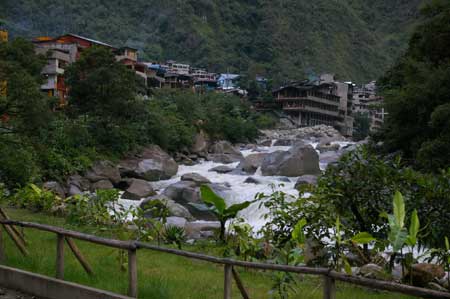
top-left (0, 207), bottom-right (415, 299)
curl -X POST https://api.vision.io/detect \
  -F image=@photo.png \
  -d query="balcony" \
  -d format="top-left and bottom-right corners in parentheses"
top-left (282, 104), bottom-right (339, 117)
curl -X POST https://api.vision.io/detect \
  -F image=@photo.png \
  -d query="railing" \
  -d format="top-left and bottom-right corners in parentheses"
top-left (0, 218), bottom-right (449, 299)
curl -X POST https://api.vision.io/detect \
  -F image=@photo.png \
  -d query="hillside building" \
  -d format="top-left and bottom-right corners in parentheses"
top-left (272, 74), bottom-right (354, 136)
top-left (352, 81), bottom-right (386, 131)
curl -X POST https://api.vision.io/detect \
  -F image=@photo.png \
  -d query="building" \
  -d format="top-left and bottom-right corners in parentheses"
top-left (272, 74), bottom-right (354, 136)
top-left (352, 81), bottom-right (386, 131)
top-left (191, 68), bottom-right (217, 92)
top-left (217, 73), bottom-right (240, 90)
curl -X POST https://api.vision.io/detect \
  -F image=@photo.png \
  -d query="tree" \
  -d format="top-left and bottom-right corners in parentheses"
top-left (352, 112), bottom-right (370, 141)
top-left (378, 0), bottom-right (450, 170)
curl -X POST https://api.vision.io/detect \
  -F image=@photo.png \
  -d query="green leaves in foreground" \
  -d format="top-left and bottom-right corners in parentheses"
top-left (199, 185), bottom-right (255, 241)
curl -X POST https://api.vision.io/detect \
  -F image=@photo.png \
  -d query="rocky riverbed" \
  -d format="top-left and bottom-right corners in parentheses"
top-left (43, 125), bottom-right (365, 238)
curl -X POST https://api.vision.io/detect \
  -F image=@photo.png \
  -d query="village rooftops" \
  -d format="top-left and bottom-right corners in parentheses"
top-left (33, 33), bottom-right (118, 50)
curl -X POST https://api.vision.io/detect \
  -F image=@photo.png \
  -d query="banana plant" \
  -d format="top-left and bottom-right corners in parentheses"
top-left (199, 185), bottom-right (255, 242)
top-left (333, 216), bottom-right (375, 274)
top-left (381, 191), bottom-right (420, 279)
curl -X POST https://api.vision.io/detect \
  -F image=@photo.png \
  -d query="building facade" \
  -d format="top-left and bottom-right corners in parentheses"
top-left (352, 81), bottom-right (386, 131)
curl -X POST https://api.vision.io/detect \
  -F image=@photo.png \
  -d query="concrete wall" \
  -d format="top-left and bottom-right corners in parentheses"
top-left (0, 265), bottom-right (132, 299)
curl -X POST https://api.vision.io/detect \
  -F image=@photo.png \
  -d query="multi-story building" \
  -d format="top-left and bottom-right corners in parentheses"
top-left (191, 68), bottom-right (217, 91)
top-left (272, 74), bottom-right (354, 136)
top-left (352, 81), bottom-right (386, 131)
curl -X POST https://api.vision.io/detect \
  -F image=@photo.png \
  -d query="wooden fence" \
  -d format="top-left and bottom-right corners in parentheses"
top-left (0, 218), bottom-right (450, 299)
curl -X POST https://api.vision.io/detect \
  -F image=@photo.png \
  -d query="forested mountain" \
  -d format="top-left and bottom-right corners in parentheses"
top-left (1, 0), bottom-right (423, 83)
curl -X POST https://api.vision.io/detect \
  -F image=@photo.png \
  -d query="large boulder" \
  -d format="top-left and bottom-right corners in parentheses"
top-left (123, 179), bottom-right (156, 200)
top-left (261, 144), bottom-right (321, 177)
top-left (237, 153), bottom-right (267, 174)
top-left (42, 181), bottom-right (66, 198)
top-left (91, 180), bottom-right (114, 190)
top-left (244, 177), bottom-right (262, 184)
top-left (185, 221), bottom-right (221, 239)
top-left (181, 173), bottom-right (211, 185)
top-left (162, 182), bottom-right (230, 221)
top-left (207, 141), bottom-right (243, 164)
top-left (119, 145), bottom-right (178, 181)
top-left (84, 160), bottom-right (121, 184)
top-left (406, 264), bottom-right (445, 287)
top-left (360, 263), bottom-right (385, 280)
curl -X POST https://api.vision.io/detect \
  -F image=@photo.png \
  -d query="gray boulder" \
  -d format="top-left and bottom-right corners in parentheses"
top-left (207, 141), bottom-right (243, 164)
top-left (273, 139), bottom-right (294, 146)
top-left (258, 139), bottom-right (272, 147)
top-left (360, 264), bottom-right (385, 279)
top-left (209, 166), bottom-right (234, 174)
top-left (66, 175), bottom-right (90, 196)
top-left (91, 180), bottom-right (114, 190)
top-left (163, 181), bottom-right (199, 203)
top-left (123, 179), bottom-right (155, 200)
top-left (85, 160), bottom-right (121, 184)
top-left (261, 144), bottom-right (321, 177)
top-left (294, 175), bottom-right (318, 190)
top-left (119, 145), bottom-right (178, 181)
top-left (237, 153), bottom-right (267, 174)
top-left (140, 195), bottom-right (194, 220)
top-left (185, 221), bottom-right (221, 239)
top-left (42, 181), bottom-right (66, 198)
top-left (244, 177), bottom-right (261, 184)
top-left (181, 173), bottom-right (211, 185)
top-left (166, 216), bottom-right (187, 228)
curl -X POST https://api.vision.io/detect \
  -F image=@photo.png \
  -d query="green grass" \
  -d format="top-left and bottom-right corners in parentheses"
top-left (1, 207), bottom-right (414, 299)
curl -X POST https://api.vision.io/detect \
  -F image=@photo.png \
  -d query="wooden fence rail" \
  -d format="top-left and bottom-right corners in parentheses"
top-left (0, 219), bottom-right (449, 299)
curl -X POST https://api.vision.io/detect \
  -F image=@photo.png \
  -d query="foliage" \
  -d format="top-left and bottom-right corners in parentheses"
top-left (3, 0), bottom-right (423, 83)
top-left (199, 185), bottom-right (255, 242)
top-left (378, 0), bottom-right (450, 171)
top-left (8, 183), bottom-right (63, 213)
top-left (227, 218), bottom-right (261, 261)
top-left (163, 225), bottom-right (186, 249)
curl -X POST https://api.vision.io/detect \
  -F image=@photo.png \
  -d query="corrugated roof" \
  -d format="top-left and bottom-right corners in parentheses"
top-left (65, 33), bottom-right (117, 49)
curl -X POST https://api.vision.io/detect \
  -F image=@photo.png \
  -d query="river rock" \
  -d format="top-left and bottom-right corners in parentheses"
top-left (244, 177), bottom-right (261, 184)
top-left (163, 181), bottom-right (199, 203)
top-left (67, 175), bottom-right (90, 195)
top-left (119, 145), bottom-right (178, 181)
top-left (261, 144), bottom-right (320, 177)
top-left (294, 175), bottom-right (318, 190)
top-left (181, 173), bottom-right (211, 185)
top-left (406, 263), bottom-right (445, 287)
top-left (428, 282), bottom-right (448, 292)
top-left (207, 141), bottom-right (243, 164)
top-left (122, 179), bottom-right (155, 200)
top-left (258, 139), bottom-right (272, 147)
top-left (140, 195), bottom-right (194, 220)
top-left (185, 221), bottom-right (221, 239)
top-left (91, 179), bottom-right (114, 190)
top-left (85, 160), bottom-right (121, 184)
top-left (319, 151), bottom-right (342, 166)
top-left (42, 181), bottom-right (66, 198)
top-left (209, 166), bottom-right (234, 174)
top-left (237, 153), bottom-right (267, 174)
top-left (360, 263), bottom-right (385, 279)
top-left (166, 216), bottom-right (187, 228)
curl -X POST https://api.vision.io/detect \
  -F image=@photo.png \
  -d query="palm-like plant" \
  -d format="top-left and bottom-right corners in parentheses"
top-left (199, 185), bottom-right (255, 242)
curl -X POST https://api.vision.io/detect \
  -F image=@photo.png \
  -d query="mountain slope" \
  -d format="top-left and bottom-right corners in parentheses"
top-left (1, 0), bottom-right (423, 83)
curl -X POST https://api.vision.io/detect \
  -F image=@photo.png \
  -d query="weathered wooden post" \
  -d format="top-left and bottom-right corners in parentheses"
top-left (224, 264), bottom-right (233, 299)
top-left (128, 249), bottom-right (137, 298)
top-left (323, 275), bottom-right (336, 299)
top-left (232, 268), bottom-right (250, 299)
top-left (56, 233), bottom-right (65, 279)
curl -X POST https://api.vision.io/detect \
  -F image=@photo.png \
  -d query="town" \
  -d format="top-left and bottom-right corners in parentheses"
top-left (29, 32), bottom-right (384, 138)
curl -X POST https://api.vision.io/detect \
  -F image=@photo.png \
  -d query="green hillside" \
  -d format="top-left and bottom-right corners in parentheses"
top-left (1, 0), bottom-right (423, 83)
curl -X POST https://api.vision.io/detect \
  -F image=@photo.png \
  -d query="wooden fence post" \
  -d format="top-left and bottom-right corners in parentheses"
top-left (232, 268), bottom-right (250, 299)
top-left (323, 275), bottom-right (336, 299)
top-left (56, 234), bottom-right (65, 279)
top-left (66, 237), bottom-right (93, 275)
top-left (128, 249), bottom-right (137, 298)
top-left (224, 264), bottom-right (233, 299)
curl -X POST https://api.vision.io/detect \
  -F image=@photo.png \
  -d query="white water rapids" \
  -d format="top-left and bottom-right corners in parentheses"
top-left (119, 140), bottom-right (353, 232)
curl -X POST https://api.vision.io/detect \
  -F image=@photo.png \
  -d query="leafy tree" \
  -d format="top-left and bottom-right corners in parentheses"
top-left (352, 112), bottom-right (370, 141)
top-left (378, 0), bottom-right (450, 171)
